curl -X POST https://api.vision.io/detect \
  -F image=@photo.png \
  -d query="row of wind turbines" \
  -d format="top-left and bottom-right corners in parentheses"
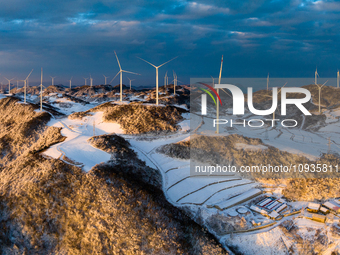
top-left (1, 51), bottom-right (180, 107)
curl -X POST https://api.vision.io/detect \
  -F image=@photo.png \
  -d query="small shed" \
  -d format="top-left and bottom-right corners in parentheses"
top-left (307, 203), bottom-right (320, 213)
top-left (320, 206), bottom-right (330, 215)
top-left (312, 214), bottom-right (326, 223)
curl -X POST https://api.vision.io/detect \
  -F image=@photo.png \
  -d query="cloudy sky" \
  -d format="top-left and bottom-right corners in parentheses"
top-left (0, 0), bottom-right (339, 86)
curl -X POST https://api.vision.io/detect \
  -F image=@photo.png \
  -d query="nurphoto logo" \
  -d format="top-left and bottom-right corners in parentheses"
top-left (199, 83), bottom-right (312, 128)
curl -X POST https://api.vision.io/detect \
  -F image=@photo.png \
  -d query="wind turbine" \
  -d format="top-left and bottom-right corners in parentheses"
top-left (127, 77), bottom-right (135, 90)
top-left (69, 77), bottom-right (73, 89)
top-left (267, 73), bottom-right (269, 91)
top-left (173, 71), bottom-right (177, 96)
top-left (164, 71), bottom-right (168, 86)
top-left (315, 68), bottom-right (319, 85)
top-left (50, 76), bottom-right (56, 86)
top-left (216, 55), bottom-right (223, 134)
top-left (23, 69), bottom-right (34, 103)
top-left (103, 75), bottom-right (109, 85)
top-left (137, 56), bottom-right (178, 105)
top-left (16, 80), bottom-right (19, 90)
top-left (337, 70), bottom-right (339, 88)
top-left (40, 68), bottom-right (44, 111)
top-left (211, 76), bottom-right (215, 86)
top-left (315, 80), bottom-right (328, 113)
top-left (112, 51), bottom-right (140, 102)
top-left (4, 77), bottom-right (14, 94)
top-left (90, 74), bottom-right (93, 87)
top-left (83, 77), bottom-right (88, 86)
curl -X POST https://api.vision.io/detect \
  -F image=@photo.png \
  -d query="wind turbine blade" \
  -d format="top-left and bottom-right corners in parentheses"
top-left (158, 56), bottom-right (178, 68)
top-left (322, 80), bottom-right (328, 87)
top-left (137, 57), bottom-right (157, 68)
top-left (114, 51), bottom-right (122, 71)
top-left (122, 70), bottom-right (141, 75)
top-left (109, 71), bottom-right (121, 84)
top-left (26, 69), bottom-right (34, 80)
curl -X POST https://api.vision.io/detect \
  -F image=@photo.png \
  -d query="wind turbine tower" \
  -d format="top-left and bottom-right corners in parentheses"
top-left (84, 77), bottom-right (88, 86)
top-left (112, 51), bottom-right (140, 102)
top-left (23, 69), bottom-right (34, 103)
top-left (69, 77), bottom-right (73, 89)
top-left (267, 73), bottom-right (269, 91)
top-left (337, 70), bottom-right (339, 88)
top-left (211, 76), bottom-right (215, 86)
top-left (50, 76), bottom-right (56, 86)
top-left (164, 71), bottom-right (168, 86)
top-left (137, 56), bottom-right (178, 105)
top-left (127, 77), bottom-right (135, 90)
top-left (4, 77), bottom-right (14, 94)
top-left (90, 75), bottom-right (93, 87)
top-left (216, 55), bottom-right (223, 134)
top-left (315, 81), bottom-right (328, 113)
top-left (315, 68), bottom-right (318, 85)
top-left (173, 71), bottom-right (177, 96)
top-left (40, 68), bottom-right (43, 111)
top-left (103, 75), bottom-right (109, 85)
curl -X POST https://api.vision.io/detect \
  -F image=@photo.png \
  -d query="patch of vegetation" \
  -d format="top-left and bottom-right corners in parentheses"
top-left (68, 111), bottom-right (92, 120)
top-left (0, 97), bottom-right (60, 167)
top-left (89, 134), bottom-right (162, 188)
top-left (102, 104), bottom-right (184, 134)
top-left (75, 103), bottom-right (185, 134)
top-left (157, 140), bottom-right (190, 159)
top-left (42, 85), bottom-right (65, 95)
top-left (282, 177), bottom-right (340, 201)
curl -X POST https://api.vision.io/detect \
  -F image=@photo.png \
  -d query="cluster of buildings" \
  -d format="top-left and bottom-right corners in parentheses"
top-left (250, 196), bottom-right (288, 220)
top-left (248, 195), bottom-right (340, 226)
top-left (306, 199), bottom-right (340, 223)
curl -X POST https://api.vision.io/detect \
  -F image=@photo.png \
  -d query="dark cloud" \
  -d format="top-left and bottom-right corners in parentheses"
top-left (0, 0), bottom-right (339, 86)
